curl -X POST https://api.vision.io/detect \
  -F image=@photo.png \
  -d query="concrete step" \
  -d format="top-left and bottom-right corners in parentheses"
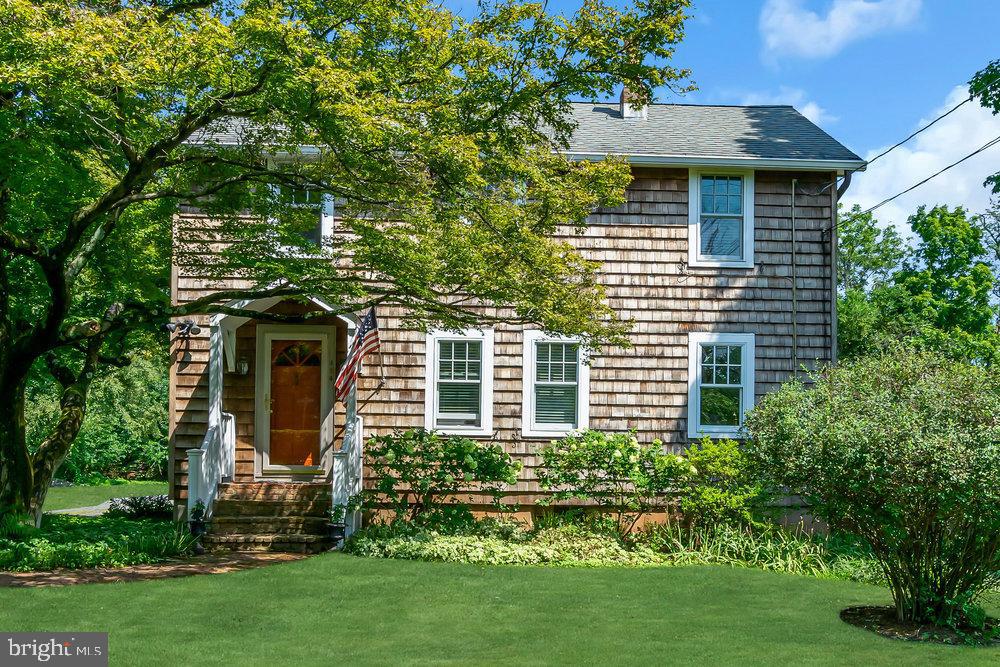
top-left (202, 533), bottom-right (333, 554)
top-left (209, 515), bottom-right (329, 536)
top-left (213, 499), bottom-right (330, 518)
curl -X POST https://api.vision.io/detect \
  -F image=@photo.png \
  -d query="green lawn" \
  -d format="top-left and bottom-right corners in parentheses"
top-left (43, 481), bottom-right (167, 512)
top-left (0, 555), bottom-right (996, 665)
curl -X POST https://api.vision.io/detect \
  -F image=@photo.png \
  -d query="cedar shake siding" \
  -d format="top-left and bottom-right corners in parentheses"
top-left (169, 166), bottom-right (837, 506)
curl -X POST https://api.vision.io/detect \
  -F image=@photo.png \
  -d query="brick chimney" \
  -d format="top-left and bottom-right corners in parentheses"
top-left (620, 86), bottom-right (647, 119)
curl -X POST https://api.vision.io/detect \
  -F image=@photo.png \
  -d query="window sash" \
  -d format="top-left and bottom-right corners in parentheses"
top-left (532, 341), bottom-right (579, 428)
top-left (697, 343), bottom-right (746, 428)
top-left (435, 339), bottom-right (483, 427)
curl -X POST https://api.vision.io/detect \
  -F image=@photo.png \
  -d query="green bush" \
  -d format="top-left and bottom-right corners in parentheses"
top-left (364, 429), bottom-right (521, 525)
top-left (536, 430), bottom-right (690, 537)
top-left (679, 438), bottom-right (765, 529)
top-left (26, 355), bottom-right (168, 482)
top-left (0, 515), bottom-right (194, 571)
top-left (745, 349), bottom-right (1000, 635)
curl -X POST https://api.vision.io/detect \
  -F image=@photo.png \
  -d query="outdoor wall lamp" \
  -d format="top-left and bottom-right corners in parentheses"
top-left (236, 357), bottom-right (250, 376)
top-left (165, 319), bottom-right (202, 337)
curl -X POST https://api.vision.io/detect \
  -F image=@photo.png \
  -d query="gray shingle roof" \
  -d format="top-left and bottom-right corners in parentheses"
top-left (562, 102), bottom-right (864, 167)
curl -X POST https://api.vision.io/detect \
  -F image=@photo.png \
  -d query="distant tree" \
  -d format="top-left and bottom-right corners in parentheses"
top-left (0, 0), bottom-right (693, 521)
top-left (838, 205), bottom-right (999, 362)
top-left (971, 60), bottom-right (1000, 191)
top-left (836, 204), bottom-right (905, 293)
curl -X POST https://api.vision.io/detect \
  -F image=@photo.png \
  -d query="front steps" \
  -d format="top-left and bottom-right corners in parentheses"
top-left (202, 482), bottom-right (334, 554)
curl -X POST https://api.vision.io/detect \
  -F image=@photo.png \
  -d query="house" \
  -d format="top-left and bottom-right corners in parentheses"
top-left (169, 92), bottom-right (865, 551)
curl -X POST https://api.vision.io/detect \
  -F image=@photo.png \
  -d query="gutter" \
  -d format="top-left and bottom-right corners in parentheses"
top-left (560, 151), bottom-right (867, 172)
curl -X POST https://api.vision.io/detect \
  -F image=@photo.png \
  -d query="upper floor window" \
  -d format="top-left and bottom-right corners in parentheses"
top-left (424, 328), bottom-right (494, 436)
top-left (273, 184), bottom-right (335, 248)
top-left (521, 330), bottom-right (589, 438)
top-left (687, 332), bottom-right (755, 438)
top-left (688, 169), bottom-right (754, 268)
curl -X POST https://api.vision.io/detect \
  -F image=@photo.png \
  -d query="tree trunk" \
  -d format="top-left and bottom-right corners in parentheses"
top-left (0, 379), bottom-right (32, 516)
top-left (29, 382), bottom-right (91, 526)
top-left (28, 342), bottom-right (101, 526)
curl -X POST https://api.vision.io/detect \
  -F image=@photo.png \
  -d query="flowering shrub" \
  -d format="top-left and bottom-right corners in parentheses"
top-left (365, 429), bottom-right (521, 525)
top-left (536, 430), bottom-right (690, 536)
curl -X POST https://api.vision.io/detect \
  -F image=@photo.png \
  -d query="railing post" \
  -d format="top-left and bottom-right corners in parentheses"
top-left (186, 448), bottom-right (204, 520)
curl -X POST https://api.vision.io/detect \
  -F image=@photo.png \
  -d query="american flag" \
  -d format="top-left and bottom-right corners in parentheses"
top-left (335, 307), bottom-right (381, 403)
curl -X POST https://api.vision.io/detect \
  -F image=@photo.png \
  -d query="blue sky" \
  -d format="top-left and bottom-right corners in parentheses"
top-left (447, 0), bottom-right (1000, 232)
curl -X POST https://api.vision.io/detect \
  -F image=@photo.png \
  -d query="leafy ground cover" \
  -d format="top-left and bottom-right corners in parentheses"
top-left (0, 555), bottom-right (995, 665)
top-left (0, 515), bottom-right (192, 571)
top-left (43, 482), bottom-right (168, 512)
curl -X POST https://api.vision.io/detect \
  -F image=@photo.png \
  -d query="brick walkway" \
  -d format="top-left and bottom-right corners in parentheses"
top-left (0, 552), bottom-right (307, 588)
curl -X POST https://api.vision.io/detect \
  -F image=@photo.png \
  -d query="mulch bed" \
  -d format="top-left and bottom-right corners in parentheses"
top-left (841, 606), bottom-right (1000, 646)
top-left (0, 553), bottom-right (307, 588)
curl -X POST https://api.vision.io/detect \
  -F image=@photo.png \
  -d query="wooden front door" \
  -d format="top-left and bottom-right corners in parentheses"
top-left (268, 340), bottom-right (323, 466)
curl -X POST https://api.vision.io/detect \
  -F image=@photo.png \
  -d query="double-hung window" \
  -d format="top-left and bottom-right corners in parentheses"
top-left (522, 330), bottom-right (589, 437)
top-left (688, 169), bottom-right (754, 268)
top-left (272, 184), bottom-right (335, 249)
top-left (687, 333), bottom-right (754, 438)
top-left (425, 329), bottom-right (494, 436)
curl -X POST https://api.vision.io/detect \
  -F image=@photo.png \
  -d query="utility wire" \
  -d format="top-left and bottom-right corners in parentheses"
top-left (857, 134), bottom-right (1000, 216)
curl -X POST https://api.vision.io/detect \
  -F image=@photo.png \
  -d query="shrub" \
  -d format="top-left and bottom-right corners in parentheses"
top-left (0, 515), bottom-right (194, 571)
top-left (106, 494), bottom-right (174, 520)
top-left (745, 349), bottom-right (1000, 634)
top-left (679, 438), bottom-right (765, 529)
top-left (536, 430), bottom-right (690, 537)
top-left (364, 429), bottom-right (521, 524)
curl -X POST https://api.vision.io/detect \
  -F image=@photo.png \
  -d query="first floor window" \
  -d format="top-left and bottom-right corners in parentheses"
top-left (687, 332), bottom-right (754, 438)
top-left (522, 330), bottom-right (589, 437)
top-left (425, 329), bottom-right (494, 435)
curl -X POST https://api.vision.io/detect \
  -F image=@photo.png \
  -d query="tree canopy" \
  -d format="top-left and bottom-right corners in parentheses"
top-left (0, 0), bottom-right (693, 518)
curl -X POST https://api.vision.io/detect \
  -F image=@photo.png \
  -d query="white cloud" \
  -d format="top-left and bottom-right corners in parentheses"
top-left (738, 86), bottom-right (836, 125)
top-left (843, 86), bottom-right (1000, 237)
top-left (760, 0), bottom-right (921, 59)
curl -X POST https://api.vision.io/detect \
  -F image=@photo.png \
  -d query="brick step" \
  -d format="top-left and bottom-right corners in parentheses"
top-left (202, 533), bottom-right (333, 554)
top-left (216, 482), bottom-right (331, 503)
top-left (213, 499), bottom-right (330, 518)
top-left (209, 515), bottom-right (329, 536)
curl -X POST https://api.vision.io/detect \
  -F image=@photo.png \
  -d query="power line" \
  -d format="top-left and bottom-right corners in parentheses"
top-left (858, 134), bottom-right (1000, 216)
top-left (865, 94), bottom-right (974, 166)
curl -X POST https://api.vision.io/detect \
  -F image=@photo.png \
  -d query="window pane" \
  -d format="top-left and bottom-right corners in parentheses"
top-left (467, 341), bottom-right (481, 361)
top-left (535, 385), bottom-right (577, 426)
top-left (563, 361), bottom-right (578, 383)
top-left (728, 195), bottom-right (742, 215)
top-left (438, 383), bottom-right (481, 427)
top-left (700, 387), bottom-right (741, 426)
top-left (438, 359), bottom-right (452, 380)
top-left (727, 365), bottom-right (742, 384)
top-left (440, 342), bottom-right (454, 360)
top-left (728, 178), bottom-right (742, 196)
top-left (700, 217), bottom-right (742, 258)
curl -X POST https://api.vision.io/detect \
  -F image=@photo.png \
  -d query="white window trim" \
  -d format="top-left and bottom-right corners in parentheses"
top-left (424, 328), bottom-right (494, 437)
top-left (687, 168), bottom-right (755, 269)
top-left (521, 330), bottom-right (590, 438)
top-left (687, 332), bottom-right (755, 439)
top-left (267, 185), bottom-right (335, 255)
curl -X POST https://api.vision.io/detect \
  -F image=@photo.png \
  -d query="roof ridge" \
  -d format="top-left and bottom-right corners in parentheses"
top-left (568, 101), bottom-right (797, 109)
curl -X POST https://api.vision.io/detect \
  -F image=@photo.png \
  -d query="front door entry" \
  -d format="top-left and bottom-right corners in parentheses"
top-left (269, 340), bottom-right (322, 466)
top-left (256, 325), bottom-right (335, 477)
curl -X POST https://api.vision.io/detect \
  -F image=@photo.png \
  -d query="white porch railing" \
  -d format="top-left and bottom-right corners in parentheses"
top-left (332, 415), bottom-right (364, 536)
top-left (186, 411), bottom-right (235, 520)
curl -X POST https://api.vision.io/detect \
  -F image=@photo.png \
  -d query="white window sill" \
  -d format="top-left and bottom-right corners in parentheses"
top-left (688, 257), bottom-right (754, 269)
top-left (521, 425), bottom-right (577, 439)
top-left (688, 427), bottom-right (746, 440)
top-left (431, 425), bottom-right (493, 438)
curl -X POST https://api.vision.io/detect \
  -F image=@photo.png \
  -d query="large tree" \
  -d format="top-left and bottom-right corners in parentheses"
top-left (0, 0), bottom-right (693, 520)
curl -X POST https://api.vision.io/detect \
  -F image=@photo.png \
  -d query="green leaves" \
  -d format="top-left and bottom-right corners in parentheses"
top-left (744, 349), bottom-right (1000, 627)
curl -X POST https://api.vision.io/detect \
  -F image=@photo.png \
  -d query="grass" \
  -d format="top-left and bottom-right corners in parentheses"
top-left (0, 554), bottom-right (996, 665)
top-left (43, 481), bottom-right (167, 512)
